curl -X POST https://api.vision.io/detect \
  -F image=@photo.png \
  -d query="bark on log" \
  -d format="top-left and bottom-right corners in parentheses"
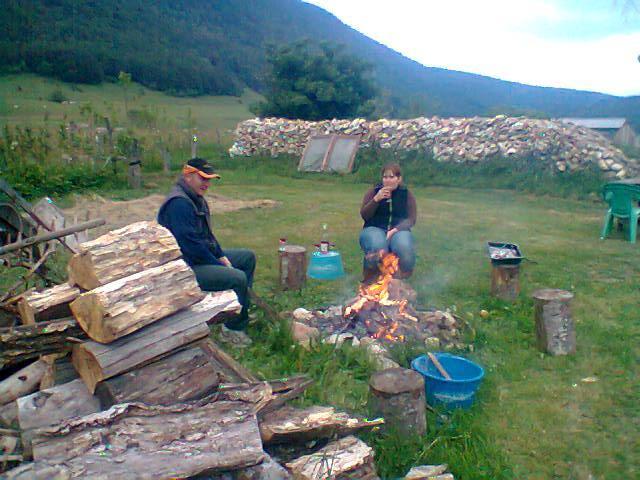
top-left (199, 337), bottom-right (258, 384)
top-left (95, 342), bottom-right (221, 408)
top-left (260, 405), bottom-right (384, 445)
top-left (0, 360), bottom-right (49, 405)
top-left (0, 317), bottom-right (86, 370)
top-left (490, 264), bottom-right (520, 301)
top-left (26, 400), bottom-right (264, 478)
top-left (67, 221), bottom-right (181, 290)
top-left (533, 288), bottom-right (576, 355)
top-left (71, 293), bottom-right (235, 392)
top-left (69, 259), bottom-right (206, 343)
top-left (368, 367), bottom-right (426, 436)
top-left (17, 379), bottom-right (101, 459)
top-left (16, 284), bottom-right (81, 325)
top-left (216, 375), bottom-right (313, 415)
top-left (285, 435), bottom-right (378, 480)
top-left (279, 245), bottom-right (307, 290)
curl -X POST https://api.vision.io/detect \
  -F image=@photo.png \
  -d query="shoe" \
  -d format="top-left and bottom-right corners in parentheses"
top-left (219, 325), bottom-right (253, 348)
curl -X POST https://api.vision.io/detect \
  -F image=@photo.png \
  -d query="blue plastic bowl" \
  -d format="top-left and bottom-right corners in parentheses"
top-left (411, 353), bottom-right (485, 409)
top-left (307, 251), bottom-right (345, 280)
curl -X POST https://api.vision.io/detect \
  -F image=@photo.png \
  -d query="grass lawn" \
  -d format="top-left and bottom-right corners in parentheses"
top-left (0, 73), bottom-right (259, 142)
top-left (204, 168), bottom-right (638, 480)
top-left (21, 162), bottom-right (630, 479)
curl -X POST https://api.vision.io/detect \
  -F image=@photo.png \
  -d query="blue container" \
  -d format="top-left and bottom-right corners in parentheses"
top-left (411, 353), bottom-right (485, 409)
top-left (307, 251), bottom-right (345, 280)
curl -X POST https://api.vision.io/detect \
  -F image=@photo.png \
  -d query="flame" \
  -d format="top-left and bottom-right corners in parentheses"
top-left (344, 252), bottom-right (407, 342)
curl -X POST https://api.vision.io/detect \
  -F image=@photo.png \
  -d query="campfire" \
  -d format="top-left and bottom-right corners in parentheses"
top-left (292, 253), bottom-right (466, 353)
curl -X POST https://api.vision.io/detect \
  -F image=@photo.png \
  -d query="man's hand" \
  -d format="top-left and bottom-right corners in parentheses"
top-left (219, 256), bottom-right (233, 268)
top-left (386, 228), bottom-right (398, 240)
top-left (373, 187), bottom-right (392, 203)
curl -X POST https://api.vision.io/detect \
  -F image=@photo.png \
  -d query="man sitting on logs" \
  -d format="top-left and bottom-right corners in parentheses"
top-left (158, 158), bottom-right (256, 347)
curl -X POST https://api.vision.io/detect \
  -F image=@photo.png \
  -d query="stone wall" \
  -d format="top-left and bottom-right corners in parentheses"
top-left (230, 116), bottom-right (638, 177)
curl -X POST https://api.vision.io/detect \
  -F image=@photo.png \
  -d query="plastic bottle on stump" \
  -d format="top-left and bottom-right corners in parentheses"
top-left (320, 223), bottom-right (329, 254)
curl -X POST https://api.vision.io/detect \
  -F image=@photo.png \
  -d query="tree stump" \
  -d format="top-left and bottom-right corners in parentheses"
top-left (490, 264), bottom-right (520, 301)
top-left (368, 367), bottom-right (426, 435)
top-left (279, 245), bottom-right (307, 290)
top-left (533, 289), bottom-right (576, 355)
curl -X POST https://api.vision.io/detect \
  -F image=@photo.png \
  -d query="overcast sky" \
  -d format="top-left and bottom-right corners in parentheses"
top-left (304, 0), bottom-right (640, 96)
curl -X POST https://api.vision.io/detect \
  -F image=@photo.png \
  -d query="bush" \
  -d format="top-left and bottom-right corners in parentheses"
top-left (47, 89), bottom-right (68, 103)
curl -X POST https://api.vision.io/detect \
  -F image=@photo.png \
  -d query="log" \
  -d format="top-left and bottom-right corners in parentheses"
top-left (27, 400), bottom-right (264, 478)
top-left (236, 454), bottom-right (292, 480)
top-left (67, 221), bottom-right (181, 290)
top-left (0, 401), bottom-right (18, 428)
top-left (0, 429), bottom-right (19, 455)
top-left (368, 367), bottom-right (426, 436)
top-left (216, 375), bottom-right (313, 415)
top-left (0, 317), bottom-right (87, 370)
top-left (95, 341), bottom-right (221, 408)
top-left (279, 245), bottom-right (307, 290)
top-left (259, 405), bottom-right (384, 445)
top-left (533, 288), bottom-right (576, 355)
top-left (69, 259), bottom-right (206, 343)
top-left (0, 360), bottom-right (49, 405)
top-left (285, 435), bottom-right (378, 480)
top-left (71, 292), bottom-right (238, 393)
top-left (199, 337), bottom-right (258, 384)
top-left (17, 379), bottom-right (101, 459)
top-left (490, 264), bottom-right (520, 301)
top-left (16, 284), bottom-right (81, 325)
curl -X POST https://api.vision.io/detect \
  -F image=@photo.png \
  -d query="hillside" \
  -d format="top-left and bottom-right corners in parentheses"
top-left (1, 0), bottom-right (638, 126)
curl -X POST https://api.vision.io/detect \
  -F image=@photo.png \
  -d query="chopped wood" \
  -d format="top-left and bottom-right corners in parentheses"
top-left (95, 342), bottom-right (221, 408)
top-left (71, 292), bottom-right (237, 393)
top-left (199, 337), bottom-right (258, 384)
top-left (0, 317), bottom-right (87, 370)
top-left (38, 353), bottom-right (67, 390)
top-left (0, 402), bottom-right (18, 428)
top-left (285, 435), bottom-right (377, 480)
top-left (69, 259), bottom-right (206, 343)
top-left (0, 430), bottom-right (19, 455)
top-left (217, 375), bottom-right (314, 416)
top-left (67, 221), bottom-right (181, 290)
top-left (26, 400), bottom-right (264, 478)
top-left (17, 379), bottom-right (101, 459)
top-left (17, 379), bottom-right (100, 432)
top-left (260, 405), bottom-right (384, 445)
top-left (404, 464), bottom-right (450, 479)
top-left (16, 283), bottom-right (81, 325)
top-left (0, 360), bottom-right (49, 405)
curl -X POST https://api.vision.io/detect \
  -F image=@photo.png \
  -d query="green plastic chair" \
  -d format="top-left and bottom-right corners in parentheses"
top-left (600, 183), bottom-right (640, 243)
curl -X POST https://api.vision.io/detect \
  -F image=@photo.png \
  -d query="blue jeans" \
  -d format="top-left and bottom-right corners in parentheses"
top-left (359, 227), bottom-right (416, 273)
top-left (191, 248), bottom-right (256, 331)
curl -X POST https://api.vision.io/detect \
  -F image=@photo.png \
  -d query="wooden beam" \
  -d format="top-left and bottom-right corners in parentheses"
top-left (72, 291), bottom-right (239, 393)
top-left (69, 259), bottom-right (206, 343)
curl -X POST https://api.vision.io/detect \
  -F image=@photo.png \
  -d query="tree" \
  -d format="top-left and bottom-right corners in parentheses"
top-left (254, 41), bottom-right (377, 120)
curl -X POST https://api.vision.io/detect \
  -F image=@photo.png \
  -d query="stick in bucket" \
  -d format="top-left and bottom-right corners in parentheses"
top-left (427, 352), bottom-right (452, 380)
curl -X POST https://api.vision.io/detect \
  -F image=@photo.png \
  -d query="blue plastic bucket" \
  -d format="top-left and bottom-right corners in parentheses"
top-left (411, 353), bottom-right (485, 409)
top-left (307, 251), bottom-right (345, 280)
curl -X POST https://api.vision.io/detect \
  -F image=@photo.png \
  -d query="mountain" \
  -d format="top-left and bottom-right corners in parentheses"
top-left (1, 0), bottom-right (638, 126)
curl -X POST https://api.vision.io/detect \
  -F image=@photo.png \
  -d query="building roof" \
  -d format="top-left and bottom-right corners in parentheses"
top-left (558, 118), bottom-right (627, 129)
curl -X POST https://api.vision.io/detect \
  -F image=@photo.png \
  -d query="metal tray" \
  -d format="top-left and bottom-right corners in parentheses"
top-left (486, 241), bottom-right (523, 266)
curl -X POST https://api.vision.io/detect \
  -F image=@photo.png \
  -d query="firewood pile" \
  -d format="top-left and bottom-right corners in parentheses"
top-left (290, 254), bottom-right (467, 371)
top-left (230, 116), bottom-right (637, 177)
top-left (0, 221), bottom-right (388, 479)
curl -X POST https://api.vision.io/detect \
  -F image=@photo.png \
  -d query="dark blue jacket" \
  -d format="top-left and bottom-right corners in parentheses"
top-left (157, 178), bottom-right (224, 266)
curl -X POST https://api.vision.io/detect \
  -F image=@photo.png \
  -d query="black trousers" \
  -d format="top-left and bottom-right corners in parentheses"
top-left (191, 248), bottom-right (256, 331)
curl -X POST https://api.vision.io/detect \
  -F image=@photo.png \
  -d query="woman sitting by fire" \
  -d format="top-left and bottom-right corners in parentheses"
top-left (359, 162), bottom-right (417, 283)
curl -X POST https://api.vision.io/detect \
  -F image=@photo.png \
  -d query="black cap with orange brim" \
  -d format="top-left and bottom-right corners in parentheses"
top-left (184, 157), bottom-right (221, 179)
